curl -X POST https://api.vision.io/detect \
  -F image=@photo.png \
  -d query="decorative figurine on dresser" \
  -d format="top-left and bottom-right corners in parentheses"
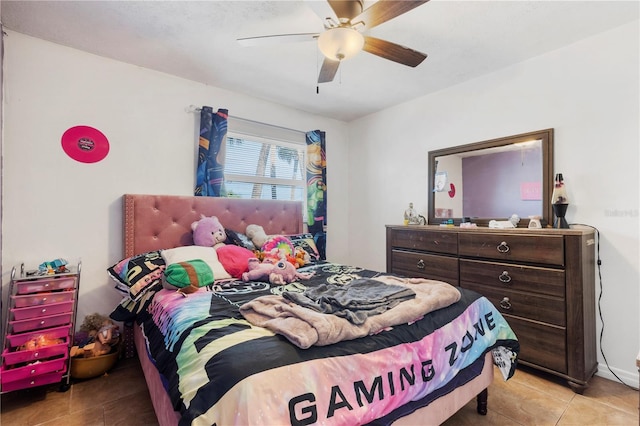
top-left (386, 225), bottom-right (596, 393)
top-left (1, 261), bottom-right (81, 393)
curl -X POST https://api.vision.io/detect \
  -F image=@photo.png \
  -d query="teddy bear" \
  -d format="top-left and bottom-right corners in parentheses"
top-left (242, 258), bottom-right (314, 285)
top-left (245, 224), bottom-right (269, 249)
top-left (192, 215), bottom-right (226, 249)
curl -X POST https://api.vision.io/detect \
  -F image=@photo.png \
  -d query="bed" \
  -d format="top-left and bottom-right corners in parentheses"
top-left (110, 194), bottom-right (519, 426)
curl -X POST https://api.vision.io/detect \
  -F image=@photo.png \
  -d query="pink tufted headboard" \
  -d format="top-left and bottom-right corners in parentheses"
top-left (123, 194), bottom-right (303, 257)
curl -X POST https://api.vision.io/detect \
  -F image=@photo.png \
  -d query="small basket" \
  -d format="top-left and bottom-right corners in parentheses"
top-left (70, 348), bottom-right (120, 379)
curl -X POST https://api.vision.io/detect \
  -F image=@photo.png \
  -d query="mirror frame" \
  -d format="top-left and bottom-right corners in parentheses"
top-left (428, 128), bottom-right (554, 227)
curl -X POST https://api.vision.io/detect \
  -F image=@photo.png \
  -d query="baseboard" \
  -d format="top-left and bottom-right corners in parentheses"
top-left (595, 362), bottom-right (639, 390)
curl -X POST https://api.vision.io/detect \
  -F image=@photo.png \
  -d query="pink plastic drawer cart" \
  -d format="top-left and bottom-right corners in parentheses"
top-left (1, 263), bottom-right (81, 393)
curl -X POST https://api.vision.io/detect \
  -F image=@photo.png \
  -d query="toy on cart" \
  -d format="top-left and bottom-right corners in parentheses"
top-left (38, 258), bottom-right (69, 275)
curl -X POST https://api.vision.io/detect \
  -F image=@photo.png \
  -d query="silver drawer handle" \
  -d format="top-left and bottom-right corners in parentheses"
top-left (499, 271), bottom-right (512, 283)
top-left (497, 241), bottom-right (510, 253)
top-left (499, 297), bottom-right (512, 310)
top-left (416, 259), bottom-right (425, 270)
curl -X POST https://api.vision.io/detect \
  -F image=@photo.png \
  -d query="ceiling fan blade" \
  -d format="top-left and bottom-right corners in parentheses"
top-left (318, 58), bottom-right (340, 83)
top-left (362, 36), bottom-right (427, 67)
top-left (237, 33), bottom-right (318, 47)
top-left (352, 0), bottom-right (429, 30)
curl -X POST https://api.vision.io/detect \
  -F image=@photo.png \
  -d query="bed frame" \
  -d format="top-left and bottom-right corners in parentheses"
top-left (122, 193), bottom-right (493, 425)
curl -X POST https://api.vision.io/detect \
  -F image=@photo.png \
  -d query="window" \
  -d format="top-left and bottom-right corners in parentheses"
top-left (223, 117), bottom-right (306, 204)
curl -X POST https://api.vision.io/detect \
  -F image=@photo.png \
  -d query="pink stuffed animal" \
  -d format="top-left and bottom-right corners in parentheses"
top-left (242, 258), bottom-right (314, 285)
top-left (191, 215), bottom-right (226, 249)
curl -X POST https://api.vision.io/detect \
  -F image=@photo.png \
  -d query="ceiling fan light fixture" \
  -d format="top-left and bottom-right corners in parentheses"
top-left (317, 27), bottom-right (364, 61)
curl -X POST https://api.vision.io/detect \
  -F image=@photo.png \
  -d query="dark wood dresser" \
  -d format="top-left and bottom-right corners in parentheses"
top-left (386, 225), bottom-right (597, 393)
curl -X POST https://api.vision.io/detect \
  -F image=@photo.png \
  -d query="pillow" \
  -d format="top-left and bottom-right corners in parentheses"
top-left (216, 245), bottom-right (256, 279)
top-left (161, 246), bottom-right (232, 281)
top-left (107, 251), bottom-right (166, 301)
top-left (288, 233), bottom-right (321, 262)
top-left (225, 229), bottom-right (256, 251)
top-left (163, 260), bottom-right (213, 294)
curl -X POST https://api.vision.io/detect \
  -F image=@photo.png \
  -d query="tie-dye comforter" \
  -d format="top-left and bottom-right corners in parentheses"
top-left (137, 262), bottom-right (519, 426)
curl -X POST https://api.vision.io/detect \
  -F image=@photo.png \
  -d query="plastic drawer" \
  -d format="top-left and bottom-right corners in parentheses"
top-left (2, 337), bottom-right (69, 366)
top-left (5, 325), bottom-right (71, 348)
top-left (11, 291), bottom-right (75, 308)
top-left (15, 276), bottom-right (76, 295)
top-left (0, 371), bottom-right (65, 393)
top-left (1, 353), bottom-right (68, 384)
top-left (9, 313), bottom-right (73, 334)
top-left (10, 301), bottom-right (74, 321)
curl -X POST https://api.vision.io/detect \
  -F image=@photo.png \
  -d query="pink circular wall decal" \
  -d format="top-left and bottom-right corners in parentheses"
top-left (61, 125), bottom-right (110, 163)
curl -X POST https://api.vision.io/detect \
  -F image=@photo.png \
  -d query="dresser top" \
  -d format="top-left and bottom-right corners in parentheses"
top-left (386, 224), bottom-right (595, 236)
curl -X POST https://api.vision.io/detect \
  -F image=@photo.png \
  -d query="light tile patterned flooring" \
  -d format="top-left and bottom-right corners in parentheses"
top-left (1, 357), bottom-right (638, 425)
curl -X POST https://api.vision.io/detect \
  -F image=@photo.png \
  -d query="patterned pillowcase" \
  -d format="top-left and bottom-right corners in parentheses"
top-left (225, 229), bottom-right (256, 251)
top-left (109, 282), bottom-right (163, 323)
top-left (287, 233), bottom-right (321, 262)
top-left (107, 250), bottom-right (166, 301)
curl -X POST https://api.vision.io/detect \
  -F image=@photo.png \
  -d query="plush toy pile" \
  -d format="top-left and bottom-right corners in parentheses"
top-left (71, 313), bottom-right (121, 358)
top-left (189, 216), bottom-right (316, 286)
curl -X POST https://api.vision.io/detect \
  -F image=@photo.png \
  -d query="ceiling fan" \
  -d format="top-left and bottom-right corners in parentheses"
top-left (237, 0), bottom-right (429, 84)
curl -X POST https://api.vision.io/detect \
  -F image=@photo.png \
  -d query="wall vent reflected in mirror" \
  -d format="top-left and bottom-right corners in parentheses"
top-left (428, 129), bottom-right (554, 227)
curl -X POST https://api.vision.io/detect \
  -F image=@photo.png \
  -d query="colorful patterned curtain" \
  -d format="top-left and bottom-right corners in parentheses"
top-left (195, 107), bottom-right (228, 197)
top-left (305, 130), bottom-right (326, 259)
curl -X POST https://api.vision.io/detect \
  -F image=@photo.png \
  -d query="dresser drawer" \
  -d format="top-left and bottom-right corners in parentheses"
top-left (0, 371), bottom-right (65, 393)
top-left (9, 313), bottom-right (73, 334)
top-left (15, 276), bottom-right (76, 295)
top-left (390, 249), bottom-right (459, 286)
top-left (505, 315), bottom-right (567, 374)
top-left (460, 259), bottom-right (565, 298)
top-left (459, 233), bottom-right (564, 266)
top-left (2, 337), bottom-right (69, 366)
top-left (0, 353), bottom-right (68, 385)
top-left (390, 228), bottom-right (457, 255)
top-left (11, 290), bottom-right (75, 308)
top-left (462, 282), bottom-right (565, 326)
top-left (11, 301), bottom-right (74, 321)
top-left (5, 325), bottom-right (71, 348)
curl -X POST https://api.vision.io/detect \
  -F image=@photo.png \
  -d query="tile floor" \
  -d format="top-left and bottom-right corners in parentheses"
top-left (1, 357), bottom-right (638, 426)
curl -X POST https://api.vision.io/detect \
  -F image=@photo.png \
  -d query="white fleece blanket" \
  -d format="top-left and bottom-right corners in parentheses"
top-left (239, 276), bottom-right (461, 349)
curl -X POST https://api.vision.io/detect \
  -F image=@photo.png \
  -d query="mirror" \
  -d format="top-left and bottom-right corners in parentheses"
top-left (428, 129), bottom-right (554, 227)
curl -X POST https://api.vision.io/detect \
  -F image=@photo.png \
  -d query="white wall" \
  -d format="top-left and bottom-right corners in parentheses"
top-left (1, 31), bottom-right (350, 325)
top-left (347, 21), bottom-right (639, 384)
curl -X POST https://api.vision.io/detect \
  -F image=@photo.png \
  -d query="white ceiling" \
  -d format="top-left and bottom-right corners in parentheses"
top-left (2, 1), bottom-right (638, 122)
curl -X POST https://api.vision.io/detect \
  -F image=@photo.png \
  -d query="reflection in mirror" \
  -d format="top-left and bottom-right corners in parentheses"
top-left (428, 129), bottom-right (553, 227)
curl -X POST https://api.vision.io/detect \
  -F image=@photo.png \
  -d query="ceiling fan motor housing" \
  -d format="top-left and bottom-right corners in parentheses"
top-left (328, 0), bottom-right (364, 22)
